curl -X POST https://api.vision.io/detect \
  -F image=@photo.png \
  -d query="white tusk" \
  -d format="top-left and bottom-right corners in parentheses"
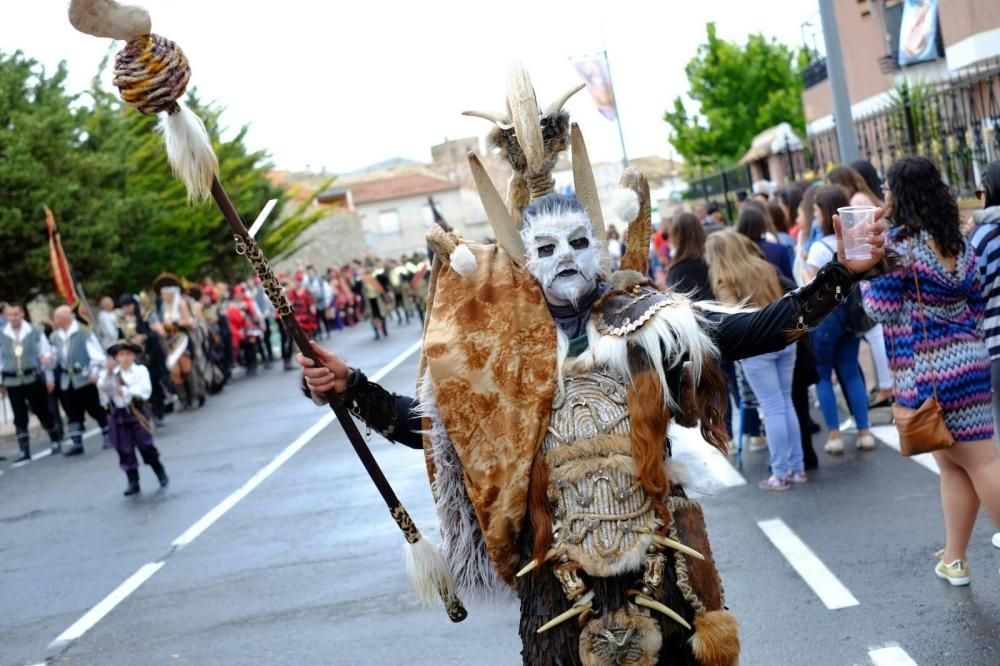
top-left (653, 535), bottom-right (705, 561)
top-left (536, 590), bottom-right (594, 634)
top-left (515, 547), bottom-right (563, 577)
top-left (634, 594), bottom-right (692, 630)
top-left (462, 110), bottom-right (512, 128)
top-left (545, 83), bottom-right (586, 116)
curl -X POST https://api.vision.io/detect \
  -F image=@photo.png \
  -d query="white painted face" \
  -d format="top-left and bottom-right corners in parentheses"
top-left (523, 209), bottom-right (601, 308)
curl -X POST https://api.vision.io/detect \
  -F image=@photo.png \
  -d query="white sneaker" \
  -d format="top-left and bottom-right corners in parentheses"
top-left (824, 438), bottom-right (845, 455)
top-left (992, 532), bottom-right (1000, 549)
top-left (856, 434), bottom-right (876, 451)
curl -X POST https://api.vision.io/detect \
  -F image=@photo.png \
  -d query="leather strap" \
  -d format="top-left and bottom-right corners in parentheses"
top-left (888, 268), bottom-right (940, 403)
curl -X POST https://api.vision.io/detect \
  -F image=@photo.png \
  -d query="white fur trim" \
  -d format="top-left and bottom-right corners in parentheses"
top-left (404, 536), bottom-right (458, 608)
top-left (577, 296), bottom-right (719, 410)
top-left (415, 370), bottom-right (511, 599)
top-left (162, 101), bottom-right (219, 201)
top-left (450, 243), bottom-right (477, 277)
top-left (611, 188), bottom-right (640, 224)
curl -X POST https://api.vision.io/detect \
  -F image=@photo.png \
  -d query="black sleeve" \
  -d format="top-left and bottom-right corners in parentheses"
top-left (301, 370), bottom-right (424, 449)
top-left (700, 261), bottom-right (857, 363)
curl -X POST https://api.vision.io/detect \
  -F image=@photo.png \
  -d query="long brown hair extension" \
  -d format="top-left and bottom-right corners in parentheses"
top-left (527, 448), bottom-right (553, 564)
top-left (627, 369), bottom-right (672, 528)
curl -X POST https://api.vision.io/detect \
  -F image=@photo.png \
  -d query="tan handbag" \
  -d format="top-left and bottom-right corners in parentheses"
top-left (889, 271), bottom-right (955, 456)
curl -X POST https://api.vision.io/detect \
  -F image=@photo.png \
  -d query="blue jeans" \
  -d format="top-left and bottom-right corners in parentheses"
top-left (740, 345), bottom-right (803, 478)
top-left (812, 307), bottom-right (870, 431)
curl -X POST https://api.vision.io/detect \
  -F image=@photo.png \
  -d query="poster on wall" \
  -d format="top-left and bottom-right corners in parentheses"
top-left (898, 0), bottom-right (940, 67)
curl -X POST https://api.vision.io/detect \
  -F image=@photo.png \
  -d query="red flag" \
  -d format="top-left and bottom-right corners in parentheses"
top-left (46, 207), bottom-right (79, 308)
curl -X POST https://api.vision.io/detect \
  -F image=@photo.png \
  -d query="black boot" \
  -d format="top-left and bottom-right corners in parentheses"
top-left (63, 423), bottom-right (84, 456)
top-left (150, 461), bottom-right (169, 488)
top-left (123, 469), bottom-right (141, 496)
top-left (14, 434), bottom-right (31, 463)
top-left (49, 426), bottom-right (63, 454)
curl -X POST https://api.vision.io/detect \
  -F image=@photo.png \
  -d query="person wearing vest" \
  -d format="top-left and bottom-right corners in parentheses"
top-left (51, 305), bottom-right (109, 456)
top-left (0, 303), bottom-right (61, 463)
top-left (99, 339), bottom-right (168, 496)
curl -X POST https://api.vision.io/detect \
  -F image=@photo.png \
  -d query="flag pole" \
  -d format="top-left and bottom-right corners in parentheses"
top-left (603, 49), bottom-right (629, 168)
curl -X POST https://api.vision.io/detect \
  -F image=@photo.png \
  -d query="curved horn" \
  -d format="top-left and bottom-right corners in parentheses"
top-left (617, 168), bottom-right (652, 274)
top-left (544, 83), bottom-right (585, 117)
top-left (570, 123), bottom-right (608, 268)
top-left (468, 153), bottom-right (525, 264)
top-left (69, 0), bottom-right (151, 40)
top-left (506, 63), bottom-right (544, 176)
top-left (461, 110), bottom-right (512, 128)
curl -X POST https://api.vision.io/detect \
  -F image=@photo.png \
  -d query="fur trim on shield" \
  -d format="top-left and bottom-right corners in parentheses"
top-left (416, 369), bottom-right (510, 598)
top-left (450, 243), bottom-right (477, 277)
top-left (689, 610), bottom-right (740, 666)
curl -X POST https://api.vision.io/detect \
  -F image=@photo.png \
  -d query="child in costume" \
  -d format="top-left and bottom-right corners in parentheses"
top-left (100, 340), bottom-right (169, 496)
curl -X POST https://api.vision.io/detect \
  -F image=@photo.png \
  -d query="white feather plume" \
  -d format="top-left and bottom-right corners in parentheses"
top-left (450, 243), bottom-right (477, 277)
top-left (611, 187), bottom-right (641, 224)
top-left (404, 536), bottom-right (459, 608)
top-left (161, 101), bottom-right (219, 201)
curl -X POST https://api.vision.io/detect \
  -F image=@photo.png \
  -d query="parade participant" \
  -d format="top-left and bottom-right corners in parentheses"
top-left (360, 261), bottom-right (388, 339)
top-left (153, 273), bottom-right (206, 409)
top-left (51, 305), bottom-right (109, 455)
top-left (286, 275), bottom-right (318, 341)
top-left (117, 293), bottom-right (169, 425)
top-left (99, 340), bottom-right (168, 496)
top-left (96, 296), bottom-right (120, 348)
top-left (300, 66), bottom-right (887, 666)
top-left (388, 259), bottom-right (411, 325)
top-left (0, 303), bottom-right (62, 462)
top-left (247, 278), bottom-right (275, 368)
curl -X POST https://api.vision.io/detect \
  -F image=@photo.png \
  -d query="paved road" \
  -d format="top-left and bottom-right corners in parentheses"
top-left (1, 321), bottom-right (998, 665)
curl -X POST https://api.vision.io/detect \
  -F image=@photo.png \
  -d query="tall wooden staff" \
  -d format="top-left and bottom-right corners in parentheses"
top-left (67, 0), bottom-right (466, 623)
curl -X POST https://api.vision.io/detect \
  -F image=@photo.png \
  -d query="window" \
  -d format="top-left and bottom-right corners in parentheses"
top-left (378, 210), bottom-right (401, 235)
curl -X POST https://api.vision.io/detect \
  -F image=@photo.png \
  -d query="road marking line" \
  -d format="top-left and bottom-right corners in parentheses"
top-left (49, 562), bottom-right (164, 649)
top-left (46, 338), bottom-right (423, 653)
top-left (172, 339), bottom-right (421, 549)
top-left (869, 645), bottom-right (919, 666)
top-left (12, 448), bottom-right (52, 467)
top-left (870, 425), bottom-right (940, 475)
top-left (757, 518), bottom-right (859, 609)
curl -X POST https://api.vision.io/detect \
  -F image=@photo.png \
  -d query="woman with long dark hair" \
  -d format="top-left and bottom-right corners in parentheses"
top-left (864, 157), bottom-right (1000, 586)
top-left (806, 186), bottom-right (875, 454)
top-left (665, 212), bottom-right (713, 301)
top-left (736, 204), bottom-right (794, 281)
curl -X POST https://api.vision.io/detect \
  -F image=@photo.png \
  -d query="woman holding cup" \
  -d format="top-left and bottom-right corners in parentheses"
top-left (805, 186), bottom-right (876, 454)
top-left (862, 157), bottom-right (1000, 586)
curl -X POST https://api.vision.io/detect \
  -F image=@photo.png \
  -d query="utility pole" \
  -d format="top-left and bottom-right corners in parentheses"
top-left (818, 0), bottom-right (858, 164)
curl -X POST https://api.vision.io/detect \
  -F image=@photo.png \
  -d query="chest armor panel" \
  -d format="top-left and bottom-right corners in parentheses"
top-left (543, 367), bottom-right (657, 578)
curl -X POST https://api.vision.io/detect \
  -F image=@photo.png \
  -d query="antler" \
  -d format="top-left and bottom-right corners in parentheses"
top-left (68, 0), bottom-right (150, 40)
top-left (461, 110), bottom-right (512, 128)
top-left (545, 83), bottom-right (585, 117)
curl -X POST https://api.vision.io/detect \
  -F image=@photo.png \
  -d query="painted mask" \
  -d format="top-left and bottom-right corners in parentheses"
top-left (522, 194), bottom-right (601, 308)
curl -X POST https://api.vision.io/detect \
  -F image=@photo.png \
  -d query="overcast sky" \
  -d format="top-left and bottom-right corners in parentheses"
top-left (3, 0), bottom-right (820, 173)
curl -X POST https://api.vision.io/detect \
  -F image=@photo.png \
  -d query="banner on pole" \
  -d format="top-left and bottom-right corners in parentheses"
top-left (45, 207), bottom-right (80, 308)
top-left (898, 0), bottom-right (939, 67)
top-left (573, 56), bottom-right (618, 121)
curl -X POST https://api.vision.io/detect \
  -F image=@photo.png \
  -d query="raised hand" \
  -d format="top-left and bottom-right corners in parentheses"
top-left (833, 207), bottom-right (887, 275)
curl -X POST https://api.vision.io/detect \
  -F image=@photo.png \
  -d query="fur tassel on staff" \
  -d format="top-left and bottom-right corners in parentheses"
top-left (66, 0), bottom-right (466, 623)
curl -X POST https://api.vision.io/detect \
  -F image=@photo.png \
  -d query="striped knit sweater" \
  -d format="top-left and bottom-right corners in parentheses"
top-left (969, 205), bottom-right (1000, 359)
top-left (861, 228), bottom-right (993, 442)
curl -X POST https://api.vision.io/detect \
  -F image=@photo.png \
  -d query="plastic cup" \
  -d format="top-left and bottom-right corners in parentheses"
top-left (836, 206), bottom-right (876, 261)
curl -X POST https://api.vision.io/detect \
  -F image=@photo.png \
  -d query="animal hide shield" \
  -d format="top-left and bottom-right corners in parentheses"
top-left (418, 241), bottom-right (557, 585)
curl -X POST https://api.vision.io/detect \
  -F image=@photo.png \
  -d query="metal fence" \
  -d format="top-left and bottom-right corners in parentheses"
top-left (807, 58), bottom-right (1000, 197)
top-left (686, 164), bottom-right (752, 222)
top-left (689, 58), bottom-right (1000, 203)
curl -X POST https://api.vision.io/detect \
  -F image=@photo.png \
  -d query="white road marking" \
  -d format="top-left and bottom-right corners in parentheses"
top-left (173, 338), bottom-right (421, 550)
top-left (870, 425), bottom-right (940, 475)
top-left (12, 448), bottom-right (51, 467)
top-left (757, 518), bottom-right (859, 610)
top-left (49, 562), bottom-right (164, 649)
top-left (869, 644), bottom-right (919, 666)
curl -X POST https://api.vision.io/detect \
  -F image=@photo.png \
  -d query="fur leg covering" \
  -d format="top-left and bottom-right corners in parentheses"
top-left (689, 609), bottom-right (740, 666)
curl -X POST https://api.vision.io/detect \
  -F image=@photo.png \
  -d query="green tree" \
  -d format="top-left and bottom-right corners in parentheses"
top-left (0, 49), bottom-right (330, 304)
top-left (664, 23), bottom-right (807, 168)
